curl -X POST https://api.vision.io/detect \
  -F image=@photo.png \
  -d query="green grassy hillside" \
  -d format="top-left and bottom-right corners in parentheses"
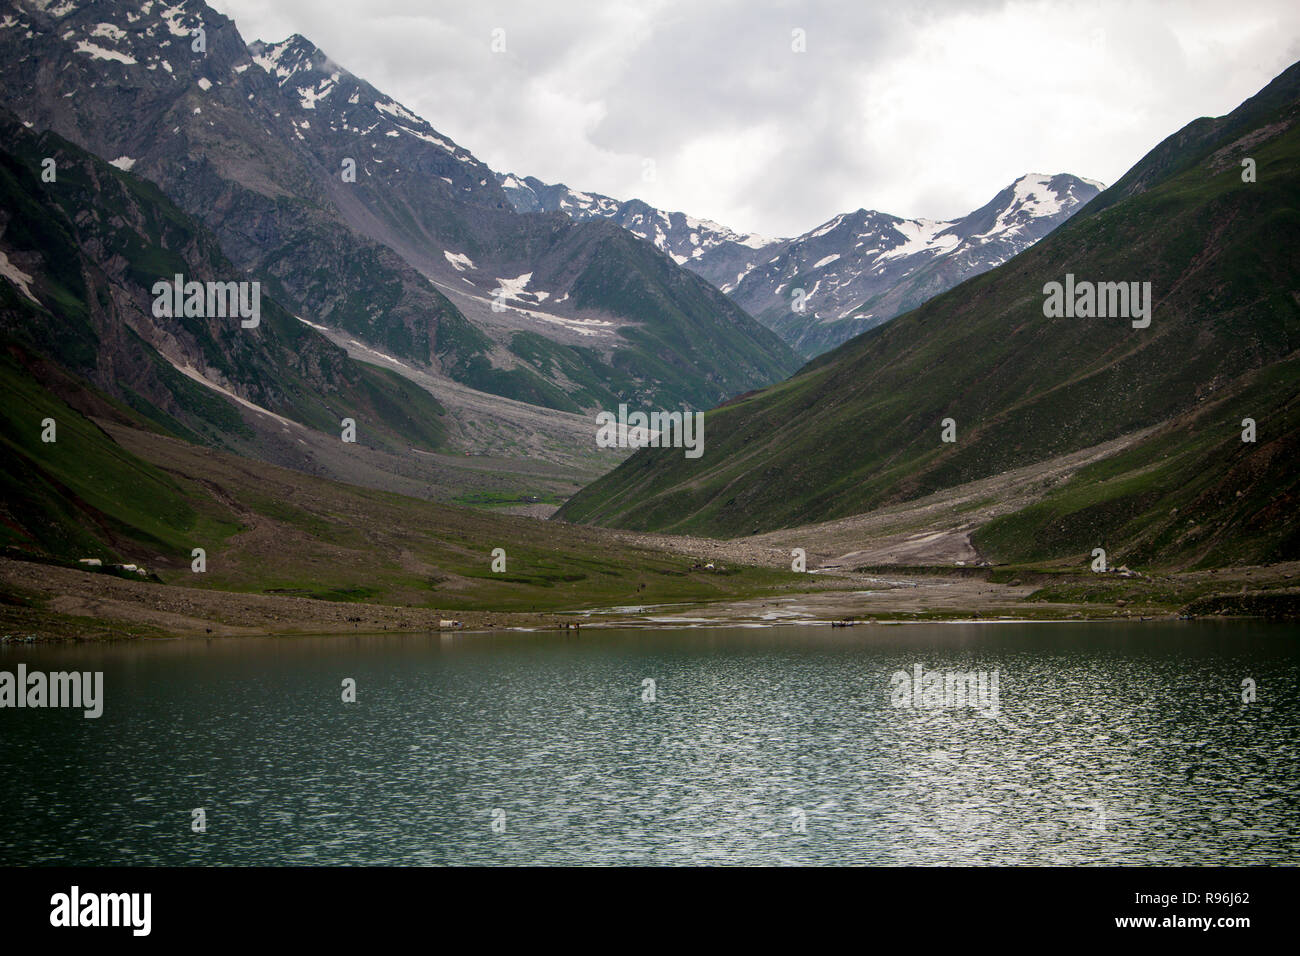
top-left (0, 114), bottom-right (449, 456)
top-left (556, 62), bottom-right (1300, 569)
top-left (0, 359), bottom-right (795, 611)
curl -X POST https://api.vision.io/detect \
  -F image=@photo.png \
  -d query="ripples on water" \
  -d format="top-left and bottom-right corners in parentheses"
top-left (1, 623), bottom-right (1296, 865)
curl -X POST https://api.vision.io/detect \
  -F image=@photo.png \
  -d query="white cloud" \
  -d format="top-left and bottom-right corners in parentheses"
top-left (209, 0), bottom-right (1300, 236)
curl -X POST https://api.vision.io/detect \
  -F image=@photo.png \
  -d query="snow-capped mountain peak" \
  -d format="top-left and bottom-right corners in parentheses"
top-left (496, 172), bottom-right (780, 287)
top-left (500, 167), bottom-right (1103, 357)
top-left (726, 172), bottom-right (1104, 355)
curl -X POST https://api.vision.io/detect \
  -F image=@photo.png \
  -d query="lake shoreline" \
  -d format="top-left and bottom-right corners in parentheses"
top-left (3, 555), bottom-right (1295, 643)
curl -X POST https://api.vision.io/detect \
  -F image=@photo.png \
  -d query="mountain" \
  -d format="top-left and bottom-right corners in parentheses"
top-left (556, 62), bottom-right (1300, 570)
top-left (497, 172), bottom-right (779, 292)
top-left (0, 112), bottom-right (461, 555)
top-left (0, 0), bottom-right (798, 414)
top-left (498, 171), bottom-right (1102, 357)
top-left (0, 110), bottom-right (449, 447)
top-left (725, 173), bottom-right (1103, 356)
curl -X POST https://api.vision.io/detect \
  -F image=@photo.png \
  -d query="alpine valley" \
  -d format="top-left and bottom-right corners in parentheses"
top-left (0, 0), bottom-right (1296, 638)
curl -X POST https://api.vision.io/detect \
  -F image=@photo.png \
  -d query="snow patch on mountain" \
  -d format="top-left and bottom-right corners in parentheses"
top-left (494, 272), bottom-right (533, 300)
top-left (160, 4), bottom-right (190, 38)
top-left (974, 173), bottom-right (1066, 239)
top-left (0, 249), bottom-right (40, 305)
top-left (91, 22), bottom-right (126, 41)
top-left (374, 99), bottom-right (423, 127)
top-left (880, 219), bottom-right (959, 260)
top-left (74, 40), bottom-right (136, 64)
top-left (443, 250), bottom-right (474, 272)
top-left (808, 214), bottom-right (846, 239)
top-left (298, 76), bottom-right (336, 109)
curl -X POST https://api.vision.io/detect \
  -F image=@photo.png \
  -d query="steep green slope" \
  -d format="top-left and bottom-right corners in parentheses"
top-left (560, 220), bottom-right (800, 409)
top-left (0, 114), bottom-right (448, 456)
top-left (971, 354), bottom-right (1300, 568)
top-left (0, 356), bottom-right (792, 613)
top-left (556, 62), bottom-right (1300, 568)
top-left (0, 349), bottom-right (241, 559)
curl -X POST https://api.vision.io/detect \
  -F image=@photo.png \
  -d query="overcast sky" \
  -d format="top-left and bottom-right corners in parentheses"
top-left (207, 0), bottom-right (1300, 238)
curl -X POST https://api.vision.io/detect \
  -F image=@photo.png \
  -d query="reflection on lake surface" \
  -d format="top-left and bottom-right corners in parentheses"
top-left (1, 622), bottom-right (1297, 865)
